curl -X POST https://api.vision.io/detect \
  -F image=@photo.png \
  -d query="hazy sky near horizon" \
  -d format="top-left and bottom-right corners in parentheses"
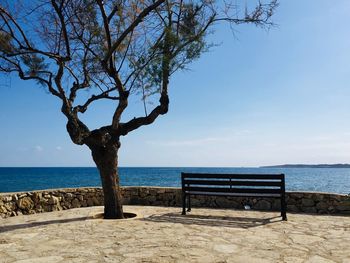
top-left (1, 1), bottom-right (350, 167)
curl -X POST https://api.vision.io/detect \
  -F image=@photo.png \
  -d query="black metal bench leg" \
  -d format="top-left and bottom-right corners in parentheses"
top-left (187, 195), bottom-right (191, 212)
top-left (282, 212), bottom-right (287, 221)
top-left (182, 192), bottom-right (186, 215)
top-left (281, 195), bottom-right (287, 221)
top-left (281, 175), bottom-right (287, 221)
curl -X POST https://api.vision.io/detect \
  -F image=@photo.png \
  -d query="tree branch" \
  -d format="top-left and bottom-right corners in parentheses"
top-left (74, 91), bottom-right (120, 114)
top-left (119, 93), bottom-right (169, 136)
top-left (0, 6), bottom-right (31, 47)
top-left (97, 0), bottom-right (114, 71)
top-left (108, 4), bottom-right (119, 23)
top-left (51, 0), bottom-right (71, 59)
top-left (119, 25), bottom-right (171, 135)
top-left (103, 0), bottom-right (165, 63)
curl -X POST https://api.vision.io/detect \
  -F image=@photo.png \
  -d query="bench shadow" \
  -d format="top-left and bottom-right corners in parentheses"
top-left (0, 216), bottom-right (93, 233)
top-left (142, 212), bottom-right (282, 229)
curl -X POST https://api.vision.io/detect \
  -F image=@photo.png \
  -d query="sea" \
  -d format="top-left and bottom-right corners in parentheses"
top-left (0, 167), bottom-right (349, 194)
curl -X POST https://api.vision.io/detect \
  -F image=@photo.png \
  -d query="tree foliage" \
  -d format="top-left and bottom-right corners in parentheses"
top-left (0, 0), bottom-right (278, 148)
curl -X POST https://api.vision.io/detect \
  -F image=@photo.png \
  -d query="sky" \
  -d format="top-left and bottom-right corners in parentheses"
top-left (1, 1), bottom-right (350, 167)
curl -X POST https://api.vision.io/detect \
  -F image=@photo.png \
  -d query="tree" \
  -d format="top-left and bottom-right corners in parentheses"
top-left (0, 0), bottom-right (278, 219)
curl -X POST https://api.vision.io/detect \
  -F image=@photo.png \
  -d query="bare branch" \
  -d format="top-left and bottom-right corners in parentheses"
top-left (107, 4), bottom-right (119, 23)
top-left (51, 0), bottom-right (71, 59)
top-left (0, 5), bottom-right (31, 47)
top-left (97, 0), bottom-right (113, 71)
top-left (119, 93), bottom-right (169, 136)
top-left (103, 0), bottom-right (166, 63)
top-left (74, 92), bottom-right (120, 114)
top-left (0, 53), bottom-right (62, 98)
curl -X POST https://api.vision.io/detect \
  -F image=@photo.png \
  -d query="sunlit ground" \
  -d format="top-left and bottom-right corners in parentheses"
top-left (0, 206), bottom-right (349, 263)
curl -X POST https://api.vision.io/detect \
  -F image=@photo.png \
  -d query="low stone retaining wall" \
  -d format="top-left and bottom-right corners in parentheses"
top-left (0, 187), bottom-right (349, 218)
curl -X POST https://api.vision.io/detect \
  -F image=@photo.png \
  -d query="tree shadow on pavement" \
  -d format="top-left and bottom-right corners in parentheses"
top-left (0, 216), bottom-right (93, 233)
top-left (142, 213), bottom-right (282, 229)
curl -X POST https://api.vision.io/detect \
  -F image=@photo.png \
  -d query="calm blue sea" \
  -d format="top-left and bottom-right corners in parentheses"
top-left (0, 167), bottom-right (349, 194)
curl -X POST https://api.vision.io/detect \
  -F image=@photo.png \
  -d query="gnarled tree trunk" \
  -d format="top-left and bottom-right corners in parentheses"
top-left (91, 143), bottom-right (124, 219)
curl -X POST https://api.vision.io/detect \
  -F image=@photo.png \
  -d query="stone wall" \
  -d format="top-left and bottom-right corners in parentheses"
top-left (0, 187), bottom-right (349, 218)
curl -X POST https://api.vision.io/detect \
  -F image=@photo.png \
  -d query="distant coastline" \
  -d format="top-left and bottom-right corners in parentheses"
top-left (261, 164), bottom-right (350, 168)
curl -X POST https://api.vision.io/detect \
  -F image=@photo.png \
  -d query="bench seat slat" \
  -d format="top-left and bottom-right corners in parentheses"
top-left (186, 191), bottom-right (281, 198)
top-left (184, 186), bottom-right (282, 194)
top-left (183, 179), bottom-right (282, 187)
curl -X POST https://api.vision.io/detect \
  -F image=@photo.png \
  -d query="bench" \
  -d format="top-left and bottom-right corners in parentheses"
top-left (181, 172), bottom-right (287, 221)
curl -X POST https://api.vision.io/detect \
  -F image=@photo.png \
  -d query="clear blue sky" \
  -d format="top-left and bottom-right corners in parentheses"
top-left (1, 1), bottom-right (350, 167)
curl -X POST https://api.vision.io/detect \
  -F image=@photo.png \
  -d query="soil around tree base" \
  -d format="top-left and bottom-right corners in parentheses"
top-left (92, 212), bottom-right (138, 220)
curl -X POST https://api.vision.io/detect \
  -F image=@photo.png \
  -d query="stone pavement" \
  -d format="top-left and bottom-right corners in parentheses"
top-left (0, 206), bottom-right (349, 263)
